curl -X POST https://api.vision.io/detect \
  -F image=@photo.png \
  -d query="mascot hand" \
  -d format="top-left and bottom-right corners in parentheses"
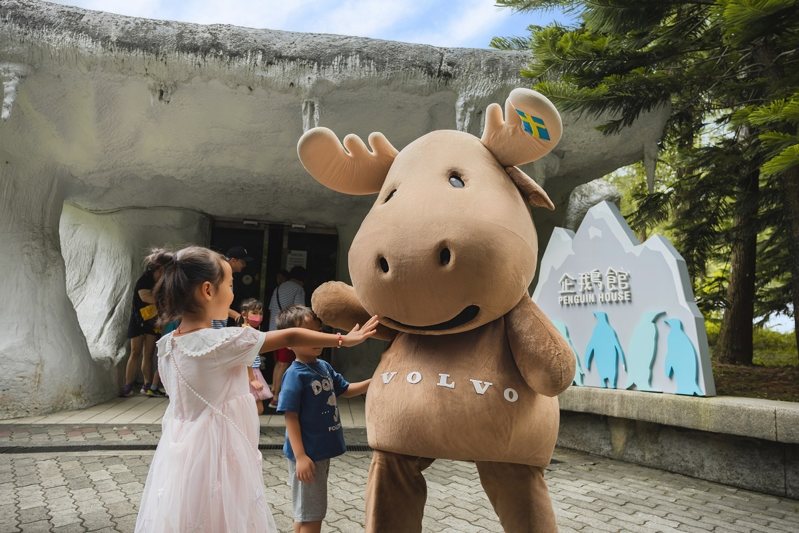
top-left (505, 295), bottom-right (576, 396)
top-left (311, 281), bottom-right (397, 342)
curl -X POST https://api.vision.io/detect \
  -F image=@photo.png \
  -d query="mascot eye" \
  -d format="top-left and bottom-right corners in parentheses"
top-left (384, 189), bottom-right (396, 203)
top-left (448, 175), bottom-right (465, 188)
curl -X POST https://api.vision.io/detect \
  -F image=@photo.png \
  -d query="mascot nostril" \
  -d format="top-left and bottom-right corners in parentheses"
top-left (378, 256), bottom-right (389, 273)
top-left (439, 248), bottom-right (451, 266)
top-left (298, 88), bottom-right (575, 533)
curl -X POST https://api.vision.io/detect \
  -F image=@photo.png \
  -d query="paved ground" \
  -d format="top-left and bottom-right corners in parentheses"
top-left (2, 396), bottom-right (798, 532)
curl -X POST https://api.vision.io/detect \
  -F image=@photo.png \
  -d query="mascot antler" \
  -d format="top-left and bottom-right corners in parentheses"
top-left (481, 88), bottom-right (563, 167)
top-left (297, 127), bottom-right (399, 195)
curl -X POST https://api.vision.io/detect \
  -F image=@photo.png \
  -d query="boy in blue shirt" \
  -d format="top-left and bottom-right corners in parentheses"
top-left (276, 306), bottom-right (371, 533)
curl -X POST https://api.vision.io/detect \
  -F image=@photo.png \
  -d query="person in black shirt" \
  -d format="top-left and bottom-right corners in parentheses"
top-left (120, 253), bottom-right (166, 397)
top-left (225, 245), bottom-right (253, 326)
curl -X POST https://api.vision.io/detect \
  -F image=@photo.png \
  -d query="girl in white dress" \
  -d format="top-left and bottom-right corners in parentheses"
top-left (134, 246), bottom-right (378, 533)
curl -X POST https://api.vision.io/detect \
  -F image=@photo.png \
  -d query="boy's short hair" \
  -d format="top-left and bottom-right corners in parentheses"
top-left (277, 305), bottom-right (319, 330)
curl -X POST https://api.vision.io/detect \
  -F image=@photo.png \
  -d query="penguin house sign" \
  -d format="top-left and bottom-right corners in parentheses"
top-left (533, 201), bottom-right (716, 396)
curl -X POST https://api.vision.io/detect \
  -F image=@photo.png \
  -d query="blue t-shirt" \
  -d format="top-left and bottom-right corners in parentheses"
top-left (277, 359), bottom-right (350, 462)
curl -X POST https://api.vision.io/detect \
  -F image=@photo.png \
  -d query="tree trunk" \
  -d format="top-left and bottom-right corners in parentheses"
top-left (779, 167), bottom-right (799, 357)
top-left (715, 166), bottom-right (759, 364)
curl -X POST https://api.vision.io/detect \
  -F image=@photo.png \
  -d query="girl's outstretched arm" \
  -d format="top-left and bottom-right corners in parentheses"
top-left (259, 315), bottom-right (380, 354)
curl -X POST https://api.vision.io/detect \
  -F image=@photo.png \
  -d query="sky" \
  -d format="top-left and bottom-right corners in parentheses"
top-left (49, 0), bottom-right (577, 48)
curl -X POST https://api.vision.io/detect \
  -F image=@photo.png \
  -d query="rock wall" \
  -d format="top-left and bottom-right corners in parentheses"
top-left (565, 179), bottom-right (622, 231)
top-left (60, 205), bottom-right (210, 367)
top-left (0, 159), bottom-right (113, 418)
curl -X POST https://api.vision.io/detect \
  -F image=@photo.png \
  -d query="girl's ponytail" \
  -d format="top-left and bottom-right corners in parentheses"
top-left (152, 246), bottom-right (225, 326)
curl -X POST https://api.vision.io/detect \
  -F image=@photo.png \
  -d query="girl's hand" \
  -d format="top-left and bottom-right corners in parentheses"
top-left (250, 379), bottom-right (264, 391)
top-left (296, 454), bottom-right (316, 483)
top-left (342, 315), bottom-right (380, 347)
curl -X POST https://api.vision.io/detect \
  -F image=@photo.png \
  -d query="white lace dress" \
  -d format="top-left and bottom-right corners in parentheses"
top-left (135, 327), bottom-right (277, 533)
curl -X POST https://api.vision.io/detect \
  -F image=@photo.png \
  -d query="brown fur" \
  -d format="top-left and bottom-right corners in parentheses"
top-left (299, 88), bottom-right (574, 531)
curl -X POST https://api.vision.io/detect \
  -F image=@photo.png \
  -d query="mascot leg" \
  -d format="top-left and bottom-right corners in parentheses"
top-left (475, 461), bottom-right (557, 533)
top-left (364, 450), bottom-right (434, 533)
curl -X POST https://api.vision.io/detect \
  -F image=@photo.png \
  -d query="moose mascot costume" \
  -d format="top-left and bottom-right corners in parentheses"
top-left (297, 88), bottom-right (575, 532)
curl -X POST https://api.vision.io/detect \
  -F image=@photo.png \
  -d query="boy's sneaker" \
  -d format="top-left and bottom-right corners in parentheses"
top-left (140, 383), bottom-right (151, 394)
top-left (119, 384), bottom-right (134, 398)
top-left (146, 388), bottom-right (167, 398)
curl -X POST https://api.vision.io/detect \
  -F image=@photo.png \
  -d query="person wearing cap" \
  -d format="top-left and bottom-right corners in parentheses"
top-left (225, 245), bottom-right (254, 324)
top-left (226, 245), bottom-right (253, 274)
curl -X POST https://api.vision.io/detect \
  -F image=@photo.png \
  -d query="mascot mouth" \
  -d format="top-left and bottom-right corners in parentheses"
top-left (386, 305), bottom-right (480, 331)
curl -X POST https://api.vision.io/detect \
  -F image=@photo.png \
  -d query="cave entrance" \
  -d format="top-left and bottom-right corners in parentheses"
top-left (209, 219), bottom-right (339, 313)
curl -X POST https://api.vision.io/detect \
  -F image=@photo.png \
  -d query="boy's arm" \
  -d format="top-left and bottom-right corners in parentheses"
top-left (285, 413), bottom-right (315, 482)
top-left (341, 378), bottom-right (370, 398)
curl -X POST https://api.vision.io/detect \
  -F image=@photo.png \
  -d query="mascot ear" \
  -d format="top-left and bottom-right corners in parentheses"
top-left (481, 88), bottom-right (562, 167)
top-left (506, 166), bottom-right (555, 210)
top-left (297, 127), bottom-right (398, 195)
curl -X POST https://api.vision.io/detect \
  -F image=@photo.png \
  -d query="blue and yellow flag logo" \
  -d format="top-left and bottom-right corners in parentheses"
top-left (515, 109), bottom-right (550, 141)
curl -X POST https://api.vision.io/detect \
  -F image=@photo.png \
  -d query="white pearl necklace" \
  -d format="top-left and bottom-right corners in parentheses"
top-left (169, 337), bottom-right (260, 462)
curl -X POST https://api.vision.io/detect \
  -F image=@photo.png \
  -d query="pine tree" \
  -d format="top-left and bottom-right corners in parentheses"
top-left (494, 0), bottom-right (799, 363)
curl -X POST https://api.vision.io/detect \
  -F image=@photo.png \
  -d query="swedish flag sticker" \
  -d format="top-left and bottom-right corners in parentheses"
top-left (516, 109), bottom-right (550, 141)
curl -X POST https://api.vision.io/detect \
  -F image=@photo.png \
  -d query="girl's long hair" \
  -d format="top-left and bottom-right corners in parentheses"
top-left (151, 246), bottom-right (226, 326)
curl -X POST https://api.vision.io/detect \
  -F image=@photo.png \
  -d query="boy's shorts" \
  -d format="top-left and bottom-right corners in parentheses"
top-left (288, 458), bottom-right (330, 522)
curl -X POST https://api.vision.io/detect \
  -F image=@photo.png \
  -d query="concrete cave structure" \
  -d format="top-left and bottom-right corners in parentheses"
top-left (0, 0), bottom-right (668, 418)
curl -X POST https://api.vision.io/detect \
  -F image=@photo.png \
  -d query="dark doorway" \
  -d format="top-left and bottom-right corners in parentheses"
top-left (210, 220), bottom-right (339, 377)
top-left (262, 226), bottom-right (339, 307)
top-left (286, 229), bottom-right (339, 302)
top-left (210, 225), bottom-right (267, 311)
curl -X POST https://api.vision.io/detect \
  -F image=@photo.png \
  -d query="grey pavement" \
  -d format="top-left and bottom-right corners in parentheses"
top-left (2, 395), bottom-right (798, 532)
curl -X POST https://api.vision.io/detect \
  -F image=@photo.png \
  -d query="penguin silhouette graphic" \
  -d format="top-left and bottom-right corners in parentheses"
top-left (625, 311), bottom-right (665, 392)
top-left (664, 318), bottom-right (703, 395)
top-left (552, 320), bottom-right (585, 386)
top-left (584, 311), bottom-right (626, 388)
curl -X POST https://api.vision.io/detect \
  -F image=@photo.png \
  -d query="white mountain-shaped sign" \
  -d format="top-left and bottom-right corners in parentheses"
top-left (533, 201), bottom-right (715, 396)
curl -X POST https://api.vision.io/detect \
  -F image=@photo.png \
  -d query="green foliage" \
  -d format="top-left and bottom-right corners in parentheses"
top-left (739, 93), bottom-right (799, 177)
top-left (495, 0), bottom-right (799, 354)
top-left (721, 0), bottom-right (799, 46)
top-left (705, 319), bottom-right (720, 346)
top-left (705, 320), bottom-right (797, 366)
top-left (753, 327), bottom-right (799, 360)
top-left (489, 35), bottom-right (533, 50)
top-left (762, 145), bottom-right (799, 177)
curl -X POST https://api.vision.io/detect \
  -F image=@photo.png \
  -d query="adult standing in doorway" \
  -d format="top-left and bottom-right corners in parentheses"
top-left (266, 266), bottom-right (306, 409)
top-left (225, 245), bottom-right (253, 326)
top-left (120, 251), bottom-right (167, 397)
